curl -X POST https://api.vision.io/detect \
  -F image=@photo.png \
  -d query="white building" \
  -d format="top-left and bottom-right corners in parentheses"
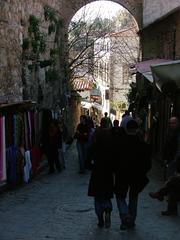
top-left (94, 27), bottom-right (140, 121)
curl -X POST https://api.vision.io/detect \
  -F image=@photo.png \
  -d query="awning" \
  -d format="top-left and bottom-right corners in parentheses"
top-left (151, 60), bottom-right (180, 92)
top-left (135, 59), bottom-right (172, 83)
top-left (0, 100), bottom-right (36, 113)
top-left (141, 72), bottom-right (154, 83)
top-left (70, 78), bottom-right (93, 91)
top-left (81, 101), bottom-right (92, 109)
top-left (81, 101), bottom-right (102, 111)
top-left (91, 102), bottom-right (102, 111)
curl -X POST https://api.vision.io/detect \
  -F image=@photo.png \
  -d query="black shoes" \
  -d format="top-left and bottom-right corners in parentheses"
top-left (104, 211), bottom-right (111, 228)
top-left (97, 211), bottom-right (111, 228)
top-left (97, 214), bottom-right (104, 228)
top-left (120, 216), bottom-right (135, 230)
top-left (120, 222), bottom-right (135, 230)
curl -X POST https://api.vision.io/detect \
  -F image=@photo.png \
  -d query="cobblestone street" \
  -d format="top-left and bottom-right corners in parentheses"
top-left (0, 142), bottom-right (180, 240)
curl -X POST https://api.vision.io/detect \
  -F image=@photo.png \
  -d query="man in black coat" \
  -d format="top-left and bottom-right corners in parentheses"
top-left (114, 119), bottom-right (152, 230)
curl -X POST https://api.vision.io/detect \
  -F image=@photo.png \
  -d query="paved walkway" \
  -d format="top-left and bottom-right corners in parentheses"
top-left (0, 142), bottom-right (180, 240)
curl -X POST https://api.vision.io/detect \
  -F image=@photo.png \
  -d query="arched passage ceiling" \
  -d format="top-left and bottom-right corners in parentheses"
top-left (60, 0), bottom-right (143, 28)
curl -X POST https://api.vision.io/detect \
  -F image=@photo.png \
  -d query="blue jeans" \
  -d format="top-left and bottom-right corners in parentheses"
top-left (76, 141), bottom-right (88, 172)
top-left (94, 197), bottom-right (113, 216)
top-left (116, 189), bottom-right (138, 223)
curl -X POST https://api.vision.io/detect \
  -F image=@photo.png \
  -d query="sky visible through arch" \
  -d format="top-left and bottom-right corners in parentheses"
top-left (72, 0), bottom-right (124, 21)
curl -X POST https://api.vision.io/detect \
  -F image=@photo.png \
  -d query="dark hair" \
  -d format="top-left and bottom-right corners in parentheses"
top-left (50, 119), bottom-right (59, 127)
top-left (126, 120), bottom-right (138, 130)
top-left (113, 119), bottom-right (119, 127)
top-left (100, 118), bottom-right (107, 128)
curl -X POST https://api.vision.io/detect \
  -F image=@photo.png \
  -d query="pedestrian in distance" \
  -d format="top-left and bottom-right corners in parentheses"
top-left (120, 110), bottom-right (133, 129)
top-left (87, 118), bottom-right (114, 228)
top-left (74, 115), bottom-right (89, 174)
top-left (111, 119), bottom-right (126, 158)
top-left (44, 119), bottom-right (63, 174)
top-left (113, 119), bottom-right (119, 128)
top-left (58, 118), bottom-right (69, 169)
top-left (114, 119), bottom-right (152, 230)
top-left (101, 112), bottom-right (112, 128)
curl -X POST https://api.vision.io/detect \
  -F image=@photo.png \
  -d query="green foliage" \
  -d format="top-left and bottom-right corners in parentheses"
top-left (48, 23), bottom-right (56, 34)
top-left (45, 69), bottom-right (59, 84)
top-left (27, 15), bottom-right (47, 55)
top-left (39, 60), bottom-right (52, 68)
top-left (69, 17), bottom-right (113, 48)
top-left (92, 82), bottom-right (97, 89)
top-left (110, 100), bottom-right (127, 111)
top-left (28, 15), bottom-right (40, 35)
top-left (22, 38), bottom-right (30, 50)
top-left (44, 5), bottom-right (57, 22)
top-left (44, 5), bottom-right (64, 42)
top-left (126, 84), bottom-right (137, 104)
top-left (112, 9), bottom-right (136, 30)
top-left (22, 4), bottom-right (64, 85)
top-left (50, 48), bottom-right (59, 56)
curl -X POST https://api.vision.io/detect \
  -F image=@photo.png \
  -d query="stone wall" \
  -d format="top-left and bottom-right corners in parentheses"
top-left (141, 9), bottom-right (180, 60)
top-left (0, 0), bottom-right (61, 103)
top-left (143, 0), bottom-right (180, 27)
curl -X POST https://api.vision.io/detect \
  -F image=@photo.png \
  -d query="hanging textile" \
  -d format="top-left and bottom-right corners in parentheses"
top-left (23, 150), bottom-right (32, 183)
top-left (6, 145), bottom-right (17, 185)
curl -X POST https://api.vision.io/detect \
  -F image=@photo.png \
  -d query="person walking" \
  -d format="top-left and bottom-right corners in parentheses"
top-left (101, 112), bottom-right (112, 128)
top-left (58, 118), bottom-right (68, 169)
top-left (114, 119), bottom-right (152, 230)
top-left (111, 119), bottom-right (126, 160)
top-left (74, 115), bottom-right (89, 174)
top-left (44, 119), bottom-right (62, 174)
top-left (87, 118), bottom-right (114, 228)
top-left (120, 110), bottom-right (133, 129)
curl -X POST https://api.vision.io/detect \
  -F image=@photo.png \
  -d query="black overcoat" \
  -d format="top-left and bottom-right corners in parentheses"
top-left (87, 127), bottom-right (114, 198)
top-left (114, 133), bottom-right (152, 195)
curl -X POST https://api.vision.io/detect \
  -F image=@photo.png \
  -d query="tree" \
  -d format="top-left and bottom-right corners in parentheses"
top-left (68, 7), bottom-right (140, 83)
top-left (68, 13), bottom-right (115, 82)
top-left (112, 8), bottom-right (136, 30)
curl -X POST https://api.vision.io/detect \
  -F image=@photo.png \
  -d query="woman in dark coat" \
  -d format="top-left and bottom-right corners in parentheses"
top-left (114, 119), bottom-right (151, 230)
top-left (44, 119), bottom-right (62, 174)
top-left (87, 118), bottom-right (114, 228)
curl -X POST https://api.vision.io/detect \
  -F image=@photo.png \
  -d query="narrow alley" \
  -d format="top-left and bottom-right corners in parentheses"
top-left (0, 142), bottom-right (180, 240)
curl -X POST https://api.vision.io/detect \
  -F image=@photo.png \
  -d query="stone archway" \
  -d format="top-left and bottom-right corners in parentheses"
top-left (61, 0), bottom-right (142, 132)
top-left (58, 0), bottom-right (143, 92)
top-left (60, 0), bottom-right (142, 28)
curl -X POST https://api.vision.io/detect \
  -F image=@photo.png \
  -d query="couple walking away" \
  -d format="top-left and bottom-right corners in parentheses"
top-left (87, 118), bottom-right (152, 230)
